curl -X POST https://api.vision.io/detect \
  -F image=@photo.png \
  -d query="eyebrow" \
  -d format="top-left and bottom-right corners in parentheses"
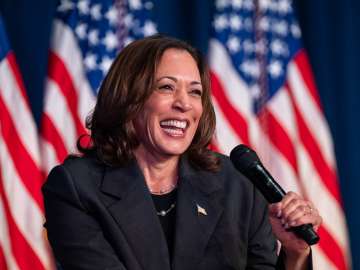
top-left (156, 76), bottom-right (202, 86)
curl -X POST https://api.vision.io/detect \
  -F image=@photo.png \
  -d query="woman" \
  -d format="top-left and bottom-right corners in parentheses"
top-left (42, 35), bottom-right (322, 270)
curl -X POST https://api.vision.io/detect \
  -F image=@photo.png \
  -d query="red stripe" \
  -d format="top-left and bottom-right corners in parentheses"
top-left (259, 108), bottom-right (298, 173)
top-left (6, 53), bottom-right (32, 109)
top-left (41, 114), bottom-right (68, 164)
top-left (0, 243), bottom-right (7, 270)
top-left (210, 71), bottom-right (250, 145)
top-left (293, 50), bottom-right (323, 111)
top-left (47, 51), bottom-right (87, 138)
top-left (287, 87), bottom-right (342, 204)
top-left (318, 225), bottom-right (348, 270)
top-left (0, 93), bottom-right (44, 210)
top-left (0, 174), bottom-right (45, 270)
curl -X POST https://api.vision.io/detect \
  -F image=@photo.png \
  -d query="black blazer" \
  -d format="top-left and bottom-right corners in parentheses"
top-left (42, 154), bottom-right (282, 270)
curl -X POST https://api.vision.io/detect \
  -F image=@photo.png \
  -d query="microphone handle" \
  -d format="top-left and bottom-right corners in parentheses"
top-left (246, 164), bottom-right (320, 245)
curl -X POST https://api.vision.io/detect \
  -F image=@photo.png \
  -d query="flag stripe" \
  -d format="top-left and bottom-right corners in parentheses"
top-left (47, 52), bottom-right (88, 137)
top-left (211, 71), bottom-right (250, 145)
top-left (41, 114), bottom-right (68, 163)
top-left (0, 55), bottom-right (41, 167)
top-left (317, 226), bottom-right (347, 270)
top-left (293, 50), bottom-right (322, 110)
top-left (0, 175), bottom-right (45, 270)
top-left (289, 90), bottom-right (342, 203)
top-left (0, 92), bottom-right (44, 210)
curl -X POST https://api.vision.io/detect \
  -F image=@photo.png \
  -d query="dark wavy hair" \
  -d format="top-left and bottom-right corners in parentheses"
top-left (78, 34), bottom-right (220, 172)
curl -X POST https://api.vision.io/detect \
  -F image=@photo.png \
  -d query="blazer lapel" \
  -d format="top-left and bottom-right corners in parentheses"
top-left (172, 158), bottom-right (224, 270)
top-left (100, 160), bottom-right (171, 270)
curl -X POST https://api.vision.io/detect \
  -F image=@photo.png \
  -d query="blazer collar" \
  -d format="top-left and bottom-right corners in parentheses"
top-left (172, 156), bottom-right (224, 270)
top-left (100, 156), bottom-right (224, 270)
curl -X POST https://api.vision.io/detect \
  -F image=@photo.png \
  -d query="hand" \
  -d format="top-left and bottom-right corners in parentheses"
top-left (268, 192), bottom-right (322, 256)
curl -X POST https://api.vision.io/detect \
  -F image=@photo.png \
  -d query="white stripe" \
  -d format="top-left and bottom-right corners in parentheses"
top-left (0, 197), bottom-right (20, 270)
top-left (296, 144), bottom-right (350, 260)
top-left (0, 133), bottom-right (52, 269)
top-left (209, 39), bottom-right (252, 118)
top-left (0, 59), bottom-right (41, 167)
top-left (40, 136), bottom-right (60, 175)
top-left (288, 62), bottom-right (336, 169)
top-left (267, 89), bottom-right (350, 255)
top-left (44, 79), bottom-right (77, 153)
top-left (50, 19), bottom-right (96, 122)
top-left (312, 245), bottom-right (338, 270)
top-left (212, 97), bottom-right (241, 154)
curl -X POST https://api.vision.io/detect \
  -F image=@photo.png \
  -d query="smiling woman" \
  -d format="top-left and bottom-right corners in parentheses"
top-left (42, 35), bottom-right (322, 270)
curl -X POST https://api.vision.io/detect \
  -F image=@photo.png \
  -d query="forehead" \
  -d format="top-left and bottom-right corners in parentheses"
top-left (155, 48), bottom-right (200, 79)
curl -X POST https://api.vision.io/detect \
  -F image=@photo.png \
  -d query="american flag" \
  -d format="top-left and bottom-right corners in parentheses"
top-left (0, 16), bottom-right (53, 270)
top-left (41, 0), bottom-right (157, 174)
top-left (209, 0), bottom-right (350, 269)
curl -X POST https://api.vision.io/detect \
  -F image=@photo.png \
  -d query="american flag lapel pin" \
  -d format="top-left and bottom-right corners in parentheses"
top-left (196, 204), bottom-right (207, 216)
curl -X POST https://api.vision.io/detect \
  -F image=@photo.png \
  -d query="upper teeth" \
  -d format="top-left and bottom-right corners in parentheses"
top-left (160, 120), bottom-right (187, 129)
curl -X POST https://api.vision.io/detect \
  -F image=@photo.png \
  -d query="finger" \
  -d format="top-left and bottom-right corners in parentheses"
top-left (287, 208), bottom-right (322, 229)
top-left (269, 203), bottom-right (282, 218)
top-left (281, 198), bottom-right (309, 222)
top-left (279, 191), bottom-right (301, 209)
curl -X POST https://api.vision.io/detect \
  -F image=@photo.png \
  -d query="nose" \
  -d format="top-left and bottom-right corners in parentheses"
top-left (172, 87), bottom-right (192, 112)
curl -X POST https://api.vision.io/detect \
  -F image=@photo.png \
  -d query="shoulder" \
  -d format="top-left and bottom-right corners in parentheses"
top-left (43, 154), bottom-right (105, 194)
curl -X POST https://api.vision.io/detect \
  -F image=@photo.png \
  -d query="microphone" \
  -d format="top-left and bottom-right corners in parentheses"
top-left (230, 144), bottom-right (319, 245)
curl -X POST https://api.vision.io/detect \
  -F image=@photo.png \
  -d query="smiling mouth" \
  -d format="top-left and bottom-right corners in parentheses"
top-left (160, 119), bottom-right (188, 136)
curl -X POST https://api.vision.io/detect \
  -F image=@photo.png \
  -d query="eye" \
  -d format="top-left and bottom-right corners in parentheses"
top-left (158, 84), bottom-right (174, 92)
top-left (190, 89), bottom-right (203, 97)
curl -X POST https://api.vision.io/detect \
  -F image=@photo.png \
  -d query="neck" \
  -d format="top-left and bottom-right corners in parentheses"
top-left (133, 146), bottom-right (179, 193)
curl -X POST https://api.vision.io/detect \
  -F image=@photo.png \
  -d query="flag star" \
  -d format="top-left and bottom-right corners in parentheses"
top-left (213, 15), bottom-right (228, 31)
top-left (227, 36), bottom-right (241, 53)
top-left (88, 29), bottom-right (99, 46)
top-left (291, 23), bottom-right (301, 38)
top-left (243, 0), bottom-right (254, 10)
top-left (84, 53), bottom-right (97, 70)
top-left (144, 1), bottom-right (154, 10)
top-left (75, 23), bottom-right (87, 39)
top-left (102, 31), bottom-right (118, 51)
top-left (250, 85), bottom-right (262, 99)
top-left (57, 0), bottom-right (74, 12)
top-left (230, 14), bottom-right (242, 31)
top-left (259, 16), bottom-right (270, 31)
top-left (129, 0), bottom-right (142, 10)
top-left (124, 14), bottom-right (134, 27)
top-left (232, 0), bottom-right (243, 9)
top-left (259, 0), bottom-right (271, 11)
top-left (100, 56), bottom-right (113, 75)
top-left (268, 60), bottom-right (283, 78)
top-left (105, 6), bottom-right (118, 26)
top-left (278, 0), bottom-right (292, 14)
top-left (77, 0), bottom-right (90, 15)
top-left (90, 4), bottom-right (102, 20)
top-left (270, 39), bottom-right (288, 56)
top-left (272, 20), bottom-right (288, 36)
top-left (216, 0), bottom-right (230, 9)
top-left (143, 20), bottom-right (157, 36)
top-left (240, 60), bottom-right (260, 78)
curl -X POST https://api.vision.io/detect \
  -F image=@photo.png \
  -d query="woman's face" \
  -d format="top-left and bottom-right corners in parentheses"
top-left (133, 48), bottom-right (203, 160)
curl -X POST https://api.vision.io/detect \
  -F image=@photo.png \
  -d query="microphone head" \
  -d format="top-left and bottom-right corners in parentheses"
top-left (229, 144), bottom-right (261, 172)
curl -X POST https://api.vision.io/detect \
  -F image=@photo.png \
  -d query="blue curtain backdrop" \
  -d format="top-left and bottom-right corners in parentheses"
top-left (0, 0), bottom-right (359, 268)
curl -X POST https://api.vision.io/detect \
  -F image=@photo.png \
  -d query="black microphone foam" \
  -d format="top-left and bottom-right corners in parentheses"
top-left (230, 144), bottom-right (320, 246)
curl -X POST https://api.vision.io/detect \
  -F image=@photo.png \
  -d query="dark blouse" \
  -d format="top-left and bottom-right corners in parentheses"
top-left (151, 189), bottom-right (177, 259)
